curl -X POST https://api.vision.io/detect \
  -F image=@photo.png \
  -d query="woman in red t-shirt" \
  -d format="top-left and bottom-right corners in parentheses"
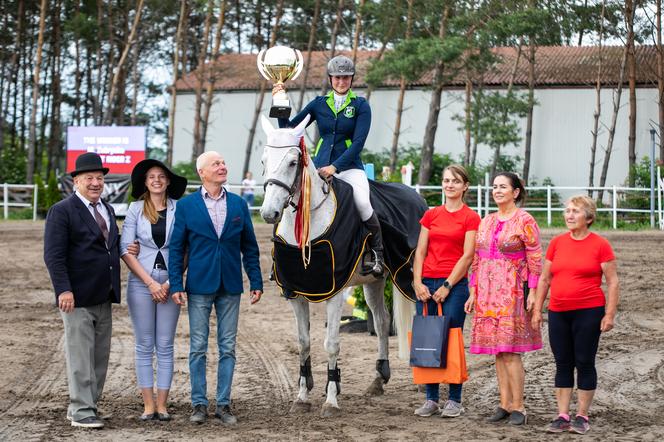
top-left (411, 165), bottom-right (481, 418)
top-left (530, 195), bottom-right (620, 435)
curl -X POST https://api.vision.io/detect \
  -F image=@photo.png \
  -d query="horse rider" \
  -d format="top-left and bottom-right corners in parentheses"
top-left (273, 55), bottom-right (384, 276)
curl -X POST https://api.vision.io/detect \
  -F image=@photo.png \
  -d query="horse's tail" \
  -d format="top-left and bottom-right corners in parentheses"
top-left (392, 291), bottom-right (415, 360)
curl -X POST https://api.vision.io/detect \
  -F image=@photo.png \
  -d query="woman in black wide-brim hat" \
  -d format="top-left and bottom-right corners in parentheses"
top-left (120, 159), bottom-right (187, 421)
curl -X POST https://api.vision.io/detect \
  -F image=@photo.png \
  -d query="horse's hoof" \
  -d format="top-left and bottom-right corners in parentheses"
top-left (320, 403), bottom-right (341, 418)
top-left (290, 400), bottom-right (312, 413)
top-left (365, 377), bottom-right (385, 397)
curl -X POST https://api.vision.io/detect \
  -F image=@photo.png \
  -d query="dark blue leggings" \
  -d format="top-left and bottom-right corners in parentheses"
top-left (548, 306), bottom-right (604, 390)
top-left (416, 277), bottom-right (469, 403)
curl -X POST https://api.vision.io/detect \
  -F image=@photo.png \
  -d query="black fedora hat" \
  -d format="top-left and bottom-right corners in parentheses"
top-left (131, 159), bottom-right (188, 200)
top-left (71, 152), bottom-right (109, 177)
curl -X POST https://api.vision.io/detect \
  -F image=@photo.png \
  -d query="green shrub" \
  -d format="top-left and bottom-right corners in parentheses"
top-left (45, 171), bottom-right (61, 209)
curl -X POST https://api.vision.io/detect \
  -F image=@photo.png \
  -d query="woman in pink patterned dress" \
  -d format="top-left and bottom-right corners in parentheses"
top-left (464, 172), bottom-right (542, 426)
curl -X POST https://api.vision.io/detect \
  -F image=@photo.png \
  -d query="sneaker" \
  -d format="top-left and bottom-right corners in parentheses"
top-left (71, 415), bottom-right (104, 428)
top-left (190, 404), bottom-right (207, 424)
top-left (570, 415), bottom-right (590, 434)
top-left (215, 405), bottom-right (237, 425)
top-left (546, 416), bottom-right (571, 433)
top-left (414, 400), bottom-right (440, 417)
top-left (440, 400), bottom-right (464, 418)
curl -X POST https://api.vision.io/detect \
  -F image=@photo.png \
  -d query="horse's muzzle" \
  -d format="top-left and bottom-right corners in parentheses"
top-left (260, 209), bottom-right (282, 224)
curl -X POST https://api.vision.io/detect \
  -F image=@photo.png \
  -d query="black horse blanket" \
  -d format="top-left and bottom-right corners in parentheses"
top-left (272, 178), bottom-right (427, 302)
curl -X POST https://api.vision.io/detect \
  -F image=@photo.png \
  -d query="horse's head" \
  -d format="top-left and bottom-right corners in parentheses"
top-left (259, 114), bottom-right (310, 224)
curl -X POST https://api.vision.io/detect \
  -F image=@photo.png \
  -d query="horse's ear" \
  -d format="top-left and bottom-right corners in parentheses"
top-left (260, 115), bottom-right (275, 136)
top-left (292, 114), bottom-right (310, 139)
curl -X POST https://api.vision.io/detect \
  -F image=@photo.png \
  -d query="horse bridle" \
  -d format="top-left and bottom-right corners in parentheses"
top-left (263, 144), bottom-right (330, 211)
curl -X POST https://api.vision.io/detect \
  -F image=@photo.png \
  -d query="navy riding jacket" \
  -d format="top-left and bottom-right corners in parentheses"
top-left (278, 89), bottom-right (371, 172)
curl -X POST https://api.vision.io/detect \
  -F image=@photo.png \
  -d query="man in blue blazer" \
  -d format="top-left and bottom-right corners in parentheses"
top-left (44, 152), bottom-right (121, 429)
top-left (169, 151), bottom-right (263, 425)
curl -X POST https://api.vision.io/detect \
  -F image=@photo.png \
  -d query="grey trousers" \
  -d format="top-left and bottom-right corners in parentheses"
top-left (60, 301), bottom-right (112, 421)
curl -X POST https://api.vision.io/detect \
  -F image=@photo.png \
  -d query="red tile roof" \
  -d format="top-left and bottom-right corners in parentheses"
top-left (176, 45), bottom-right (658, 92)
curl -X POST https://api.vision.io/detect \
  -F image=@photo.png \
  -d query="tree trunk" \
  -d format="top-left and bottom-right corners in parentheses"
top-left (191, 0), bottom-right (214, 161)
top-left (491, 40), bottom-right (522, 178)
top-left (625, 0), bottom-right (637, 186)
top-left (200, 0), bottom-right (228, 152)
top-left (577, 0), bottom-right (588, 46)
top-left (658, 0), bottom-right (664, 162)
top-left (93, 0), bottom-right (104, 123)
top-left (389, 0), bottom-right (414, 172)
top-left (598, 45), bottom-right (628, 203)
top-left (297, 0), bottom-right (321, 111)
top-left (47, 0), bottom-right (63, 177)
top-left (320, 0), bottom-right (345, 95)
top-left (26, 0), bottom-right (48, 184)
top-left (364, 0), bottom-right (402, 103)
top-left (9, 0), bottom-right (25, 149)
top-left (463, 79), bottom-right (472, 166)
top-left (104, 0), bottom-right (145, 125)
top-left (130, 38), bottom-right (140, 126)
top-left (418, 6), bottom-right (449, 185)
top-left (351, 0), bottom-right (365, 65)
top-left (522, 42), bottom-right (536, 184)
top-left (235, 0), bottom-right (242, 53)
top-left (168, 0), bottom-right (188, 166)
top-left (588, 0), bottom-right (605, 197)
top-left (242, 0), bottom-right (285, 177)
top-left (73, 0), bottom-right (82, 126)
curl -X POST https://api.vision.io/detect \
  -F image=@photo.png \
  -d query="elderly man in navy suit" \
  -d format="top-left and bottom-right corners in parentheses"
top-left (169, 151), bottom-right (263, 425)
top-left (44, 152), bottom-right (121, 429)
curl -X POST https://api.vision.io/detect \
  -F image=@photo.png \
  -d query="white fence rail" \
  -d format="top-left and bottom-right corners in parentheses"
top-left (2, 180), bottom-right (663, 230)
top-left (411, 184), bottom-right (661, 230)
top-left (2, 183), bottom-right (38, 221)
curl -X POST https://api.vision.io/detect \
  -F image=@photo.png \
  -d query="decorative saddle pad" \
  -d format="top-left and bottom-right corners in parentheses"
top-left (272, 178), bottom-right (427, 302)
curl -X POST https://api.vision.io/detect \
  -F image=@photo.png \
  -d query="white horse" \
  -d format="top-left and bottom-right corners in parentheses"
top-left (259, 115), bottom-right (414, 417)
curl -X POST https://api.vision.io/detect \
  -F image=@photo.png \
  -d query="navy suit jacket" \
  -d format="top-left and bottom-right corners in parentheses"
top-left (168, 188), bottom-right (263, 295)
top-left (43, 194), bottom-right (121, 307)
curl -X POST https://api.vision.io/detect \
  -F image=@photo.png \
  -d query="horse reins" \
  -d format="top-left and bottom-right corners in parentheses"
top-left (263, 144), bottom-right (331, 212)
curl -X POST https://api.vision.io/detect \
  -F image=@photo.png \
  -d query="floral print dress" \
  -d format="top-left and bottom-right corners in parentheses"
top-left (469, 209), bottom-right (543, 354)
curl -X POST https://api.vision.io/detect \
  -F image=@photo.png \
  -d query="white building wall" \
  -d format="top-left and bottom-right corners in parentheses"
top-left (173, 87), bottom-right (657, 186)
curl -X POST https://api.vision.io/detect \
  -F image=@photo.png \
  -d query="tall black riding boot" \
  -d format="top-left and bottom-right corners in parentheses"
top-left (364, 212), bottom-right (385, 277)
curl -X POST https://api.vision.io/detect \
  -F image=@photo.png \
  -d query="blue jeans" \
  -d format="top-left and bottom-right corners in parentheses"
top-left (188, 290), bottom-right (241, 407)
top-left (242, 193), bottom-right (255, 208)
top-left (416, 277), bottom-right (469, 403)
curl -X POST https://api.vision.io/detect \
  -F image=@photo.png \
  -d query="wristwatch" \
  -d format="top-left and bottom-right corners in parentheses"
top-left (443, 280), bottom-right (453, 290)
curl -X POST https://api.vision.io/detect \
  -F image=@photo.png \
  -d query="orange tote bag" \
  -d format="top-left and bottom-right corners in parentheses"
top-left (409, 327), bottom-right (469, 385)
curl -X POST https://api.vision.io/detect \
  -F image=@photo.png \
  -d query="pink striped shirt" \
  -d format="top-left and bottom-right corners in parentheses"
top-left (201, 186), bottom-right (227, 237)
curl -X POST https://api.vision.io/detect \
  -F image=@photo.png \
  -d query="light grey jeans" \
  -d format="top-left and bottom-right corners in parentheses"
top-left (126, 269), bottom-right (180, 390)
top-left (61, 301), bottom-right (112, 421)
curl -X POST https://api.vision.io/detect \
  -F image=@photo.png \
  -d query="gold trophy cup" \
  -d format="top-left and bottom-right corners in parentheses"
top-left (257, 46), bottom-right (304, 118)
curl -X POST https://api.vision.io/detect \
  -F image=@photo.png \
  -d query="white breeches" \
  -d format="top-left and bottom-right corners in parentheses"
top-left (336, 168), bottom-right (373, 221)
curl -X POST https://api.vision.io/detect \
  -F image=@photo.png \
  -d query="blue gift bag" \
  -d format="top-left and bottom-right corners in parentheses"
top-left (409, 302), bottom-right (451, 368)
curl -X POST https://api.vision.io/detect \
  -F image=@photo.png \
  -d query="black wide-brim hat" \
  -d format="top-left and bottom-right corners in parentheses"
top-left (131, 159), bottom-right (188, 200)
top-left (71, 152), bottom-right (109, 177)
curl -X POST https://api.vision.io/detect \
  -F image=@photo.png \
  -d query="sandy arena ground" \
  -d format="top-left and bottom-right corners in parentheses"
top-left (0, 220), bottom-right (662, 441)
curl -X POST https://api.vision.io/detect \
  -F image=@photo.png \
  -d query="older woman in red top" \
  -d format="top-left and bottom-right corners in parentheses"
top-left (531, 195), bottom-right (620, 435)
top-left (411, 165), bottom-right (480, 418)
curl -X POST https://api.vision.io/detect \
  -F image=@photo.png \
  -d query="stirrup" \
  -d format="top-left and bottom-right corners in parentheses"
top-left (370, 249), bottom-right (384, 277)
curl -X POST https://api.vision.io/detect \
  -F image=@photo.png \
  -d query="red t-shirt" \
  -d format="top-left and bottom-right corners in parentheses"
top-left (420, 205), bottom-right (480, 278)
top-left (546, 232), bottom-right (615, 312)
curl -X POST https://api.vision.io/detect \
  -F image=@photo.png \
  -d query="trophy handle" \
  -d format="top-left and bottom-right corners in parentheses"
top-left (290, 49), bottom-right (304, 82)
top-left (256, 48), bottom-right (271, 81)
